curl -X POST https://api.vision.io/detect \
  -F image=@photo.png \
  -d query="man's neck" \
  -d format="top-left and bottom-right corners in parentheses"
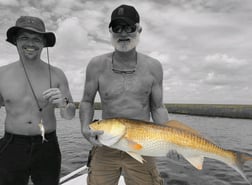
top-left (19, 57), bottom-right (45, 72)
top-left (19, 56), bottom-right (42, 65)
top-left (114, 48), bottom-right (137, 63)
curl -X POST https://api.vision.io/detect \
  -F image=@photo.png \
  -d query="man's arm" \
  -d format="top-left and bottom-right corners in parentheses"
top-left (57, 69), bottom-right (76, 120)
top-left (43, 68), bottom-right (75, 120)
top-left (79, 60), bottom-right (97, 133)
top-left (79, 59), bottom-right (103, 145)
top-left (150, 60), bottom-right (169, 124)
top-left (150, 61), bottom-right (182, 160)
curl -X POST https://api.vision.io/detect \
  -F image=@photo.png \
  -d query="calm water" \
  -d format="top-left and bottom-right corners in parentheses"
top-left (0, 109), bottom-right (252, 185)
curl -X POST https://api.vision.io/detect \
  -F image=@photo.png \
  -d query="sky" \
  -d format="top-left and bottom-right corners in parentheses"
top-left (0, 0), bottom-right (252, 104)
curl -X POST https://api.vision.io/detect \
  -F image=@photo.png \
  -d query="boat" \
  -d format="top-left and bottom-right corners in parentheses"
top-left (60, 165), bottom-right (126, 185)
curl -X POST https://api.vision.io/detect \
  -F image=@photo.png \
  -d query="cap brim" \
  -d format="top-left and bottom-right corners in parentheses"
top-left (6, 26), bottom-right (56, 47)
top-left (109, 17), bottom-right (136, 27)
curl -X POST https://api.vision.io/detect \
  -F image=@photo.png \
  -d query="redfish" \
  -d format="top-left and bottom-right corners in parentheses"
top-left (90, 118), bottom-right (252, 184)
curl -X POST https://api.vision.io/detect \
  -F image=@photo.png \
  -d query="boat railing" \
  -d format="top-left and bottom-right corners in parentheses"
top-left (60, 165), bottom-right (88, 184)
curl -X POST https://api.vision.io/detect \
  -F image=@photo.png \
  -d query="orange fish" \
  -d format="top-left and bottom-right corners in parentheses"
top-left (90, 118), bottom-right (252, 184)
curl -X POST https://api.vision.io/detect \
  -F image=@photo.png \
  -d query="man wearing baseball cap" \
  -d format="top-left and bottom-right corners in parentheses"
top-left (80, 4), bottom-right (168, 185)
top-left (0, 16), bottom-right (76, 185)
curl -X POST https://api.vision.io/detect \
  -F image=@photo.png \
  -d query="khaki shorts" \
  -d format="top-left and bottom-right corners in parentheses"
top-left (87, 146), bottom-right (163, 185)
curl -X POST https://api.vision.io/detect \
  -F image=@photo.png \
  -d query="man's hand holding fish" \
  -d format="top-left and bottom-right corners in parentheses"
top-left (82, 125), bottom-right (104, 146)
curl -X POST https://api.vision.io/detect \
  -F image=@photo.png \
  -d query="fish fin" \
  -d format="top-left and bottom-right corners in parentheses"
top-left (98, 123), bottom-right (126, 146)
top-left (99, 132), bottom-right (125, 146)
top-left (164, 120), bottom-right (201, 136)
top-left (228, 150), bottom-right (252, 185)
top-left (183, 155), bottom-right (204, 170)
top-left (127, 152), bottom-right (145, 163)
top-left (127, 139), bottom-right (143, 150)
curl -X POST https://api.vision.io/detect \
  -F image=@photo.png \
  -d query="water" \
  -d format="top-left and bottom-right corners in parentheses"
top-left (0, 109), bottom-right (252, 185)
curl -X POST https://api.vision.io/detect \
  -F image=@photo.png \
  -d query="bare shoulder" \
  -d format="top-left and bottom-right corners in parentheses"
top-left (0, 62), bottom-right (19, 93)
top-left (0, 62), bottom-right (18, 70)
top-left (86, 52), bottom-right (111, 74)
top-left (0, 64), bottom-right (7, 76)
top-left (0, 62), bottom-right (19, 77)
top-left (50, 65), bottom-right (65, 76)
top-left (138, 53), bottom-right (163, 75)
top-left (88, 53), bottom-right (111, 69)
top-left (49, 65), bottom-right (68, 84)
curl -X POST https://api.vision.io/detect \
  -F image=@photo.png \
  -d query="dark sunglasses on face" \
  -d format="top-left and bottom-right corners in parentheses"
top-left (111, 24), bottom-right (137, 33)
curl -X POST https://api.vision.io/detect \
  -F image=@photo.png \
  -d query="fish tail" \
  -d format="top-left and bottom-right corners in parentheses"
top-left (230, 150), bottom-right (252, 185)
top-left (237, 151), bottom-right (252, 164)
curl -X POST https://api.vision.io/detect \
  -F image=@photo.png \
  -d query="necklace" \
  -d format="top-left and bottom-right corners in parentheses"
top-left (111, 52), bottom-right (137, 74)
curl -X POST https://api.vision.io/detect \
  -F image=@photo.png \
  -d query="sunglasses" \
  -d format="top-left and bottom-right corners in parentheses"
top-left (111, 24), bottom-right (137, 33)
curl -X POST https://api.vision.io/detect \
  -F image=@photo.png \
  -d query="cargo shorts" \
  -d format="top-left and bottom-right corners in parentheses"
top-left (87, 146), bottom-right (163, 185)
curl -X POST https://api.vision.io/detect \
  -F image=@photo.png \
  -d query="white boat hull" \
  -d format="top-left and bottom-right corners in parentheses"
top-left (61, 166), bottom-right (126, 185)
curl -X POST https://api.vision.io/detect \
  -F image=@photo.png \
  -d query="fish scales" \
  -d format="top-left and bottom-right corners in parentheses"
top-left (90, 118), bottom-right (252, 184)
top-left (122, 118), bottom-right (233, 160)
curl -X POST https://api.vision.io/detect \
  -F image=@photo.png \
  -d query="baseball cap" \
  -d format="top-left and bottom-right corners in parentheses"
top-left (109, 4), bottom-right (140, 27)
top-left (6, 16), bottom-right (56, 47)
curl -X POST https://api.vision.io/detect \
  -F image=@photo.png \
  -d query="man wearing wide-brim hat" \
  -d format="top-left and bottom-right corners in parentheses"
top-left (0, 16), bottom-right (76, 185)
top-left (6, 16), bottom-right (56, 47)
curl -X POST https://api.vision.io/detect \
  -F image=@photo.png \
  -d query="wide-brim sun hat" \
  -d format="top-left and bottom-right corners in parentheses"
top-left (6, 16), bottom-right (56, 47)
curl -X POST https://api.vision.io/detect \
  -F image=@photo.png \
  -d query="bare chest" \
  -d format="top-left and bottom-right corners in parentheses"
top-left (99, 70), bottom-right (153, 100)
top-left (0, 70), bottom-right (53, 107)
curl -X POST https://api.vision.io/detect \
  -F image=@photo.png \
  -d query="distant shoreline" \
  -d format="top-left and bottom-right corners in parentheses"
top-left (74, 102), bottom-right (252, 119)
top-left (164, 103), bottom-right (252, 119)
top-left (1, 103), bottom-right (251, 119)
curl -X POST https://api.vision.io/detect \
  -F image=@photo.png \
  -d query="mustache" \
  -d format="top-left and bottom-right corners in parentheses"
top-left (23, 45), bottom-right (39, 50)
top-left (111, 33), bottom-right (140, 52)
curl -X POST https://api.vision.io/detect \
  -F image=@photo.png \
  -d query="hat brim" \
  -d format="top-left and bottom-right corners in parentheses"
top-left (6, 26), bottom-right (56, 47)
top-left (109, 17), bottom-right (136, 27)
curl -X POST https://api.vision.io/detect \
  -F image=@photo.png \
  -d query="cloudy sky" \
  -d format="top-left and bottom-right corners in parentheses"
top-left (0, 0), bottom-right (252, 104)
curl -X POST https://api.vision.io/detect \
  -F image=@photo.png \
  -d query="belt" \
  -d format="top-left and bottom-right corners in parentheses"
top-left (4, 131), bottom-right (57, 144)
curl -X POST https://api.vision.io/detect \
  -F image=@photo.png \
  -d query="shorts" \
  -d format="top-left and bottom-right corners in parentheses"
top-left (87, 146), bottom-right (163, 185)
top-left (0, 131), bottom-right (61, 185)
